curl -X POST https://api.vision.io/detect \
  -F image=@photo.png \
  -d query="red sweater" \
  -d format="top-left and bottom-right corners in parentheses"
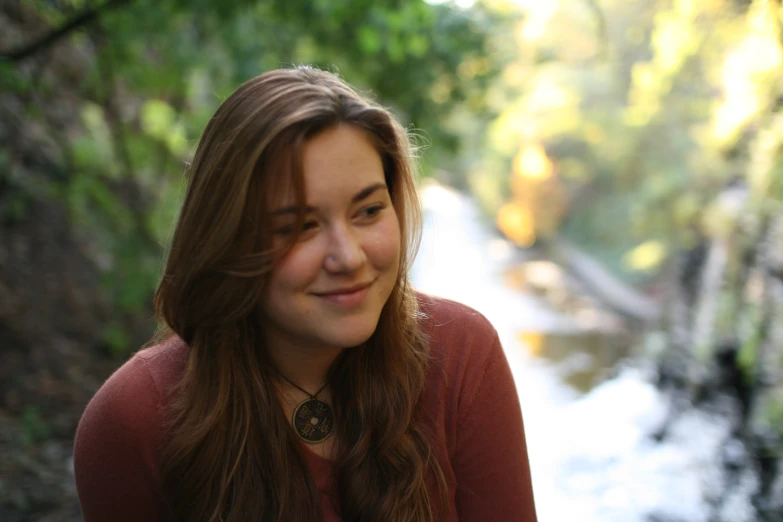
top-left (74, 295), bottom-right (537, 521)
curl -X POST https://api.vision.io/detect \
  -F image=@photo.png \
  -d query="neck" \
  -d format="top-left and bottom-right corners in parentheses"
top-left (266, 341), bottom-right (344, 394)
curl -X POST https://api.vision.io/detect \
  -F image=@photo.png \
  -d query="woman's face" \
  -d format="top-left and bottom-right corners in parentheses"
top-left (261, 124), bottom-right (402, 354)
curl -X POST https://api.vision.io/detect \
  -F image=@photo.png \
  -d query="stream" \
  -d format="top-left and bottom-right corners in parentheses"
top-left (410, 182), bottom-right (751, 522)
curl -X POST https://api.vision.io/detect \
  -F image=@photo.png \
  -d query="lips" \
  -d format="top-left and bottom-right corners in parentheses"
top-left (313, 281), bottom-right (373, 307)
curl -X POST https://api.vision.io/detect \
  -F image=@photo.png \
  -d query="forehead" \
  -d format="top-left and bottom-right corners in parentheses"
top-left (273, 124), bottom-right (386, 207)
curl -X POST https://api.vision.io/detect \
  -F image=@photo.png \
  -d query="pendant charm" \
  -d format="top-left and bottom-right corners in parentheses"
top-left (292, 398), bottom-right (334, 444)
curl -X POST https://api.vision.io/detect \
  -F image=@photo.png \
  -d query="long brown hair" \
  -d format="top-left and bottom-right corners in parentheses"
top-left (153, 67), bottom-right (447, 522)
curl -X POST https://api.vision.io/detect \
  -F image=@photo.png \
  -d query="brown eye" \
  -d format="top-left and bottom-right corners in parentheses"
top-left (359, 204), bottom-right (386, 219)
top-left (274, 220), bottom-right (318, 236)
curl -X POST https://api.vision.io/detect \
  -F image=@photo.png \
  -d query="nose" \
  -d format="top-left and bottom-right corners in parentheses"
top-left (324, 225), bottom-right (367, 273)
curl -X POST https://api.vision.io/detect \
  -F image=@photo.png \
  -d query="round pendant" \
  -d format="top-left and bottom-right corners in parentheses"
top-left (292, 398), bottom-right (334, 444)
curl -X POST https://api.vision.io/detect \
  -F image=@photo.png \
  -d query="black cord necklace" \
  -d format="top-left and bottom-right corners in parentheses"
top-left (272, 368), bottom-right (334, 444)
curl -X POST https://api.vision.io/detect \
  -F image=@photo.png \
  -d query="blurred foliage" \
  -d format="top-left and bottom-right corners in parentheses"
top-left (20, 406), bottom-right (51, 448)
top-left (1, 0), bottom-right (514, 353)
top-left (484, 0), bottom-right (783, 474)
top-left (483, 0), bottom-right (782, 283)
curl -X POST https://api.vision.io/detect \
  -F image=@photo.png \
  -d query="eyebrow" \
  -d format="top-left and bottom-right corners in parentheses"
top-left (271, 182), bottom-right (388, 215)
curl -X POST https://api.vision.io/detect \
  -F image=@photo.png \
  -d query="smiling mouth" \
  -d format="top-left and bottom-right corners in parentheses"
top-left (313, 281), bottom-right (373, 306)
top-left (315, 282), bottom-right (372, 296)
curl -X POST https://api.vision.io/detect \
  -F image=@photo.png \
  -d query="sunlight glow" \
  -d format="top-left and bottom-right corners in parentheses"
top-left (528, 78), bottom-right (575, 111)
top-left (652, 13), bottom-right (698, 74)
top-left (497, 201), bottom-right (536, 247)
top-left (488, 100), bottom-right (537, 155)
top-left (513, 143), bottom-right (554, 181)
top-left (711, 1), bottom-right (782, 143)
top-left (517, 1), bottom-right (559, 42)
top-left (623, 240), bottom-right (668, 273)
top-left (518, 331), bottom-right (545, 357)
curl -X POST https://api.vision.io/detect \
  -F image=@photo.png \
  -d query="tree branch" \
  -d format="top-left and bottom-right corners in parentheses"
top-left (0, 0), bottom-right (132, 62)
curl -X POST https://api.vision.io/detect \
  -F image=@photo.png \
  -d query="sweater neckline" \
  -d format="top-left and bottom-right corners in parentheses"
top-left (301, 443), bottom-right (335, 492)
top-left (301, 443), bottom-right (334, 465)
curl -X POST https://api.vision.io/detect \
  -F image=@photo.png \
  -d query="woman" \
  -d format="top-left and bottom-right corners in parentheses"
top-left (74, 67), bottom-right (537, 522)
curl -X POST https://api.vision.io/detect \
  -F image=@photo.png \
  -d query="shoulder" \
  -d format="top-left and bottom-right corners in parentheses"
top-left (417, 292), bottom-right (496, 333)
top-left (416, 292), bottom-right (500, 361)
top-left (89, 336), bottom-right (188, 414)
top-left (74, 337), bottom-right (189, 459)
top-left (416, 298), bottom-right (536, 521)
top-left (133, 336), bottom-right (190, 401)
top-left (416, 292), bottom-right (505, 409)
top-left (73, 337), bottom-right (187, 521)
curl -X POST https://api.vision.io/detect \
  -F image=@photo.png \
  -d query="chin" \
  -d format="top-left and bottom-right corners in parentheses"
top-left (327, 318), bottom-right (381, 348)
top-left (335, 329), bottom-right (377, 349)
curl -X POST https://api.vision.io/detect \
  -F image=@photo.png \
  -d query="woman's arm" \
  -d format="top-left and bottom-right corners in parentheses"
top-left (452, 334), bottom-right (538, 522)
top-left (73, 356), bottom-right (165, 522)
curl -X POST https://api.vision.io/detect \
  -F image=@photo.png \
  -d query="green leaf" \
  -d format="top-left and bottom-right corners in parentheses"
top-left (141, 100), bottom-right (178, 140)
top-left (100, 322), bottom-right (132, 357)
top-left (358, 25), bottom-right (382, 55)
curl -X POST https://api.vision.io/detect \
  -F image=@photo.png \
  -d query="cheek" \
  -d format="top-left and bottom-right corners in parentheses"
top-left (268, 244), bottom-right (323, 291)
top-left (366, 214), bottom-right (402, 269)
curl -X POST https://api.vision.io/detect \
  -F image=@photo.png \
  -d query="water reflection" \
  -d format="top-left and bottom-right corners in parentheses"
top-left (517, 331), bottom-right (632, 394)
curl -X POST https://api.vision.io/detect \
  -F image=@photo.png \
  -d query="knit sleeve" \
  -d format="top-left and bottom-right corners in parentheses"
top-left (73, 355), bottom-right (166, 522)
top-left (452, 332), bottom-right (538, 522)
